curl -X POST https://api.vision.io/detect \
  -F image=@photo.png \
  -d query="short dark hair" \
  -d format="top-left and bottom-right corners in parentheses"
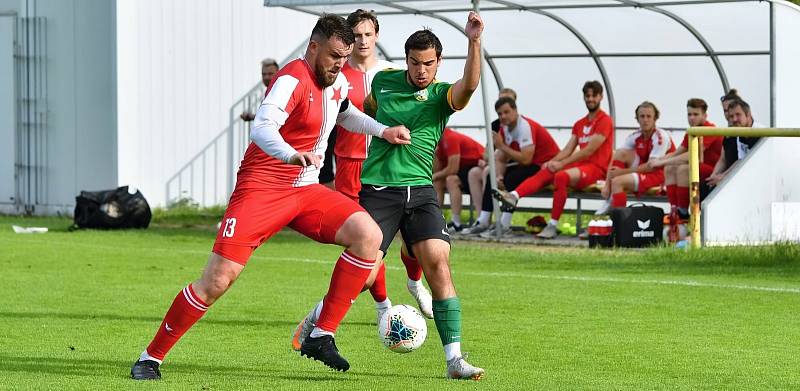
top-left (347, 9), bottom-right (379, 33)
top-left (311, 14), bottom-right (355, 46)
top-left (687, 98), bottom-right (708, 113)
top-left (726, 98), bottom-right (751, 115)
top-left (583, 80), bottom-right (603, 95)
top-left (636, 101), bottom-right (660, 120)
top-left (720, 88), bottom-right (741, 103)
top-left (404, 29), bottom-right (443, 58)
top-left (495, 96), bottom-right (516, 111)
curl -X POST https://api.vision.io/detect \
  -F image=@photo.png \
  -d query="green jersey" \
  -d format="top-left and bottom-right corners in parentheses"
top-left (361, 69), bottom-right (458, 186)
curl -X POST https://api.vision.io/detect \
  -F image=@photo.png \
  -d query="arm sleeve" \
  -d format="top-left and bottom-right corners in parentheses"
top-left (250, 75), bottom-right (301, 163)
top-left (621, 132), bottom-right (637, 150)
top-left (336, 100), bottom-right (387, 138)
top-left (649, 130), bottom-right (673, 158)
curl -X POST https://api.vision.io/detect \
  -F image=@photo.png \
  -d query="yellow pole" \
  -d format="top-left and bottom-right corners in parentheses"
top-left (688, 134), bottom-right (701, 249)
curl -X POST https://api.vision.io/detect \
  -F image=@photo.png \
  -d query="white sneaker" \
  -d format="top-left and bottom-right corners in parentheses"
top-left (407, 282), bottom-right (433, 318)
top-left (479, 225), bottom-right (513, 239)
top-left (536, 224), bottom-right (558, 239)
top-left (461, 222), bottom-right (491, 235)
top-left (446, 355), bottom-right (485, 380)
top-left (594, 199), bottom-right (612, 215)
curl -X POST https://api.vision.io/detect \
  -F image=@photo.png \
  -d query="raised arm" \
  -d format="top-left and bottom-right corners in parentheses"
top-left (449, 12), bottom-right (484, 111)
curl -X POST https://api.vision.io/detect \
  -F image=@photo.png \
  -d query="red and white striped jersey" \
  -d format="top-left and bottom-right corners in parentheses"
top-left (333, 59), bottom-right (398, 160)
top-left (622, 128), bottom-right (676, 168)
top-left (237, 58), bottom-right (349, 188)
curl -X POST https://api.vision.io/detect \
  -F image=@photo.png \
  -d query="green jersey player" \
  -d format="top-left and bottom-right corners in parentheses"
top-left (294, 11), bottom-right (485, 380)
top-left (359, 13), bottom-right (485, 380)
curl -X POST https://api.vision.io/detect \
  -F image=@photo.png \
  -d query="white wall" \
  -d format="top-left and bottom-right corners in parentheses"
top-left (703, 137), bottom-right (800, 245)
top-left (0, 15), bottom-right (14, 205)
top-left (0, 0), bottom-right (117, 215)
top-left (775, 1), bottom-right (800, 127)
top-left (116, 0), bottom-right (317, 207)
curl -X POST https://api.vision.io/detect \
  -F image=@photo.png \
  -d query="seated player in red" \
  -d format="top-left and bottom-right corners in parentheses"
top-left (432, 127), bottom-right (485, 232)
top-left (493, 81), bottom-right (613, 239)
top-left (646, 98), bottom-right (720, 221)
top-left (596, 101), bottom-right (675, 214)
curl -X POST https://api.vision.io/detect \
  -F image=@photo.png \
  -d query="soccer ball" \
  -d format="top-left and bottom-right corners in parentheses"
top-left (377, 304), bottom-right (427, 353)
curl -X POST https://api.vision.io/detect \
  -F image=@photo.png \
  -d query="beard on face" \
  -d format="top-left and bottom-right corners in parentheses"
top-left (314, 61), bottom-right (339, 88)
top-left (585, 100), bottom-right (599, 112)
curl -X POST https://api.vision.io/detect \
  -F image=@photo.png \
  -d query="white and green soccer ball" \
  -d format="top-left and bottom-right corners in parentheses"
top-left (377, 304), bottom-right (427, 353)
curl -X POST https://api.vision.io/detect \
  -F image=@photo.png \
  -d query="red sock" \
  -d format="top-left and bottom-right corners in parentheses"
top-left (316, 251), bottom-right (375, 333)
top-left (513, 169), bottom-right (554, 198)
top-left (145, 284), bottom-right (209, 361)
top-left (369, 263), bottom-right (387, 302)
top-left (400, 252), bottom-right (423, 281)
top-left (666, 184), bottom-right (678, 210)
top-left (551, 171), bottom-right (570, 221)
top-left (611, 192), bottom-right (627, 208)
top-left (612, 160), bottom-right (626, 169)
top-left (676, 186), bottom-right (690, 209)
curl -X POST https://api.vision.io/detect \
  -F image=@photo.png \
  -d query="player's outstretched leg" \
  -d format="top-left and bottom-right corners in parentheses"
top-left (299, 211), bottom-right (382, 372)
top-left (400, 247), bottom-right (433, 318)
top-left (414, 239), bottom-right (484, 380)
top-left (131, 253), bottom-right (243, 380)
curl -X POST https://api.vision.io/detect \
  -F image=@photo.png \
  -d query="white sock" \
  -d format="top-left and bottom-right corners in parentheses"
top-left (451, 214), bottom-right (462, 226)
top-left (310, 327), bottom-right (334, 338)
top-left (477, 211), bottom-right (491, 225)
top-left (375, 298), bottom-right (392, 311)
top-left (407, 278), bottom-right (423, 290)
top-left (500, 212), bottom-right (513, 228)
top-left (510, 190), bottom-right (520, 201)
top-left (139, 350), bottom-right (162, 364)
top-left (549, 219), bottom-right (559, 227)
top-left (444, 342), bottom-right (462, 361)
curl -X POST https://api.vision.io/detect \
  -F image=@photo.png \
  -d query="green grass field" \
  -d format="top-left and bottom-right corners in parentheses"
top-left (3, 214), bottom-right (800, 390)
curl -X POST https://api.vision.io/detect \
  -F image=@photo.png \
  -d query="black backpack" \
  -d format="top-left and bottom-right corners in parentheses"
top-left (72, 186), bottom-right (152, 229)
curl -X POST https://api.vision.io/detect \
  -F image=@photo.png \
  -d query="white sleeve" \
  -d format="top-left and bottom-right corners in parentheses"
top-left (335, 100), bottom-right (387, 138)
top-left (649, 129), bottom-right (672, 158)
top-left (622, 132), bottom-right (638, 150)
top-left (250, 75), bottom-right (300, 163)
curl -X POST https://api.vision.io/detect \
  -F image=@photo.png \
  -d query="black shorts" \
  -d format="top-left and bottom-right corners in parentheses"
top-left (456, 165), bottom-right (472, 192)
top-left (359, 184), bottom-right (450, 257)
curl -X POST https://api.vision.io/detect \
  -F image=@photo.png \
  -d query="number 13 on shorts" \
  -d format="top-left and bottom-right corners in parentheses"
top-left (222, 217), bottom-right (237, 238)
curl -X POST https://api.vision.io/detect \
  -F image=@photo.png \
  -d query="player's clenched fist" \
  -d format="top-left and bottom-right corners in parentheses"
top-left (289, 152), bottom-right (322, 168)
top-left (382, 125), bottom-right (412, 145)
top-left (465, 11), bottom-right (484, 40)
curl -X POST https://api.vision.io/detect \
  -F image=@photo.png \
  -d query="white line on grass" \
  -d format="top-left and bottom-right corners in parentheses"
top-left (7, 237), bottom-right (800, 295)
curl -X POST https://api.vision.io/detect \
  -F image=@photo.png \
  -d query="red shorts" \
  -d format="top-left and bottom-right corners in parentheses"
top-left (699, 163), bottom-right (714, 181)
top-left (635, 170), bottom-right (665, 195)
top-left (334, 156), bottom-right (363, 201)
top-left (212, 184), bottom-right (364, 265)
top-left (564, 163), bottom-right (606, 190)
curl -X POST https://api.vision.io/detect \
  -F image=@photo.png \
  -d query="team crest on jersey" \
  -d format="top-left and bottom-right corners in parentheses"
top-left (414, 89), bottom-right (429, 102)
top-left (583, 126), bottom-right (591, 135)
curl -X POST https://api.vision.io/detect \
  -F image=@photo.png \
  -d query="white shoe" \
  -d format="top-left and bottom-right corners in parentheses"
top-left (461, 222), bottom-right (491, 235)
top-left (594, 199), bottom-right (612, 215)
top-left (407, 282), bottom-right (433, 318)
top-left (291, 307), bottom-right (316, 351)
top-left (479, 225), bottom-right (513, 239)
top-left (536, 224), bottom-right (558, 239)
top-left (446, 355), bottom-right (485, 380)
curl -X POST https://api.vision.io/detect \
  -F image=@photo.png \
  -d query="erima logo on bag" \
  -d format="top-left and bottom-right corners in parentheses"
top-left (633, 219), bottom-right (655, 238)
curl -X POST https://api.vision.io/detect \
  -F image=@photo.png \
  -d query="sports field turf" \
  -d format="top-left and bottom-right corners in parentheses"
top-left (2, 215), bottom-right (800, 390)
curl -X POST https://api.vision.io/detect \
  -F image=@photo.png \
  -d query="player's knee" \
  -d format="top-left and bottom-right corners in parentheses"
top-left (352, 214), bottom-right (383, 249)
top-left (445, 175), bottom-right (460, 188)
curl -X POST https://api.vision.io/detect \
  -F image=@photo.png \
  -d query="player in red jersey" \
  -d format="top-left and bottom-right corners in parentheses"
top-left (646, 98), bottom-right (720, 219)
top-left (596, 101), bottom-right (675, 214)
top-left (130, 14), bottom-right (410, 380)
top-left (493, 81), bottom-right (613, 239)
top-left (460, 97), bottom-right (559, 237)
top-left (433, 127), bottom-right (485, 232)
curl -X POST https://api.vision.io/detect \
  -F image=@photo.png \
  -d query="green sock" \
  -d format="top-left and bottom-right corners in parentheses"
top-left (432, 297), bottom-right (462, 346)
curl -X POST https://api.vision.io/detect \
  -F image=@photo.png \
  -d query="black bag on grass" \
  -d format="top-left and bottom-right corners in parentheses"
top-left (610, 203), bottom-right (664, 248)
top-left (73, 186), bottom-right (151, 229)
